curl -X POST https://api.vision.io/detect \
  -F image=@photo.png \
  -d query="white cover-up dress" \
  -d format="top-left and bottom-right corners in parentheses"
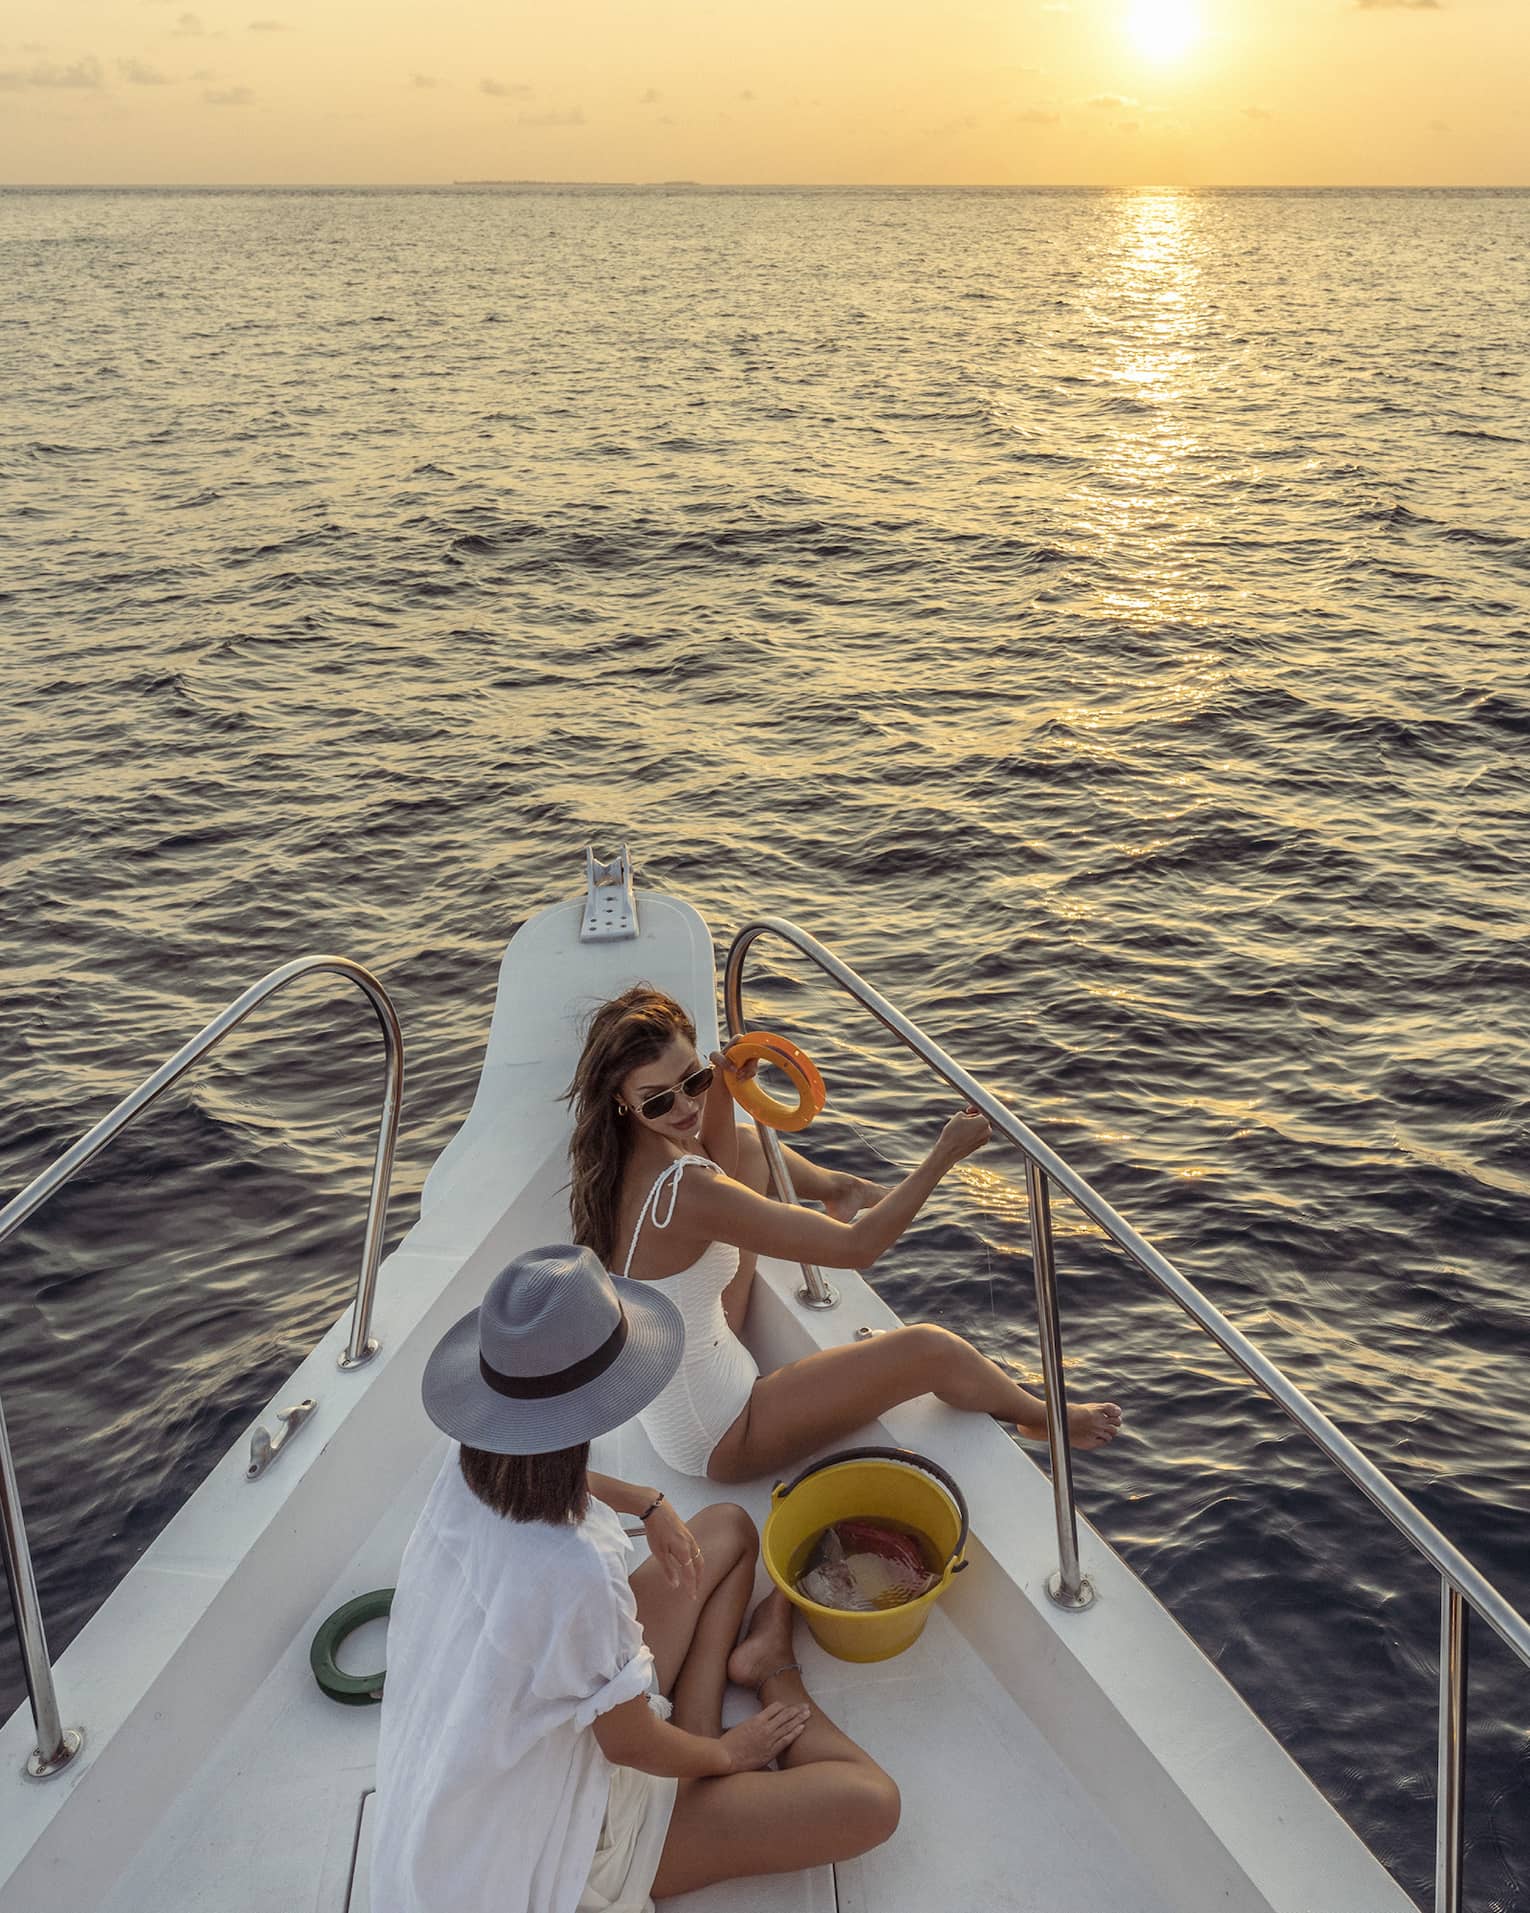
top-left (372, 1453), bottom-right (677, 1913)
top-left (624, 1155), bottom-right (760, 1477)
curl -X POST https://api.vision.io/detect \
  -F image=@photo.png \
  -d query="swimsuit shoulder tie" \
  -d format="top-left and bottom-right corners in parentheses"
top-left (621, 1155), bottom-right (719, 1278)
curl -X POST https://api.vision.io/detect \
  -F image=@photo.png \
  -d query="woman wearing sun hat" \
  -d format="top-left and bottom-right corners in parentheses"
top-left (370, 1242), bottom-right (900, 1913)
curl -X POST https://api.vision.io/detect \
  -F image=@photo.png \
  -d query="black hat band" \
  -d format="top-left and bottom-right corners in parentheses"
top-left (478, 1311), bottom-right (630, 1401)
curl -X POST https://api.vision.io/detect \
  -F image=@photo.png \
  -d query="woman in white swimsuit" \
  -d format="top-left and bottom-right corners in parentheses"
top-left (567, 985), bottom-right (1124, 1482)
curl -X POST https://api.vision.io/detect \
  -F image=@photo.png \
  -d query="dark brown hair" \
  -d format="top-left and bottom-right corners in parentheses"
top-left (458, 1441), bottom-right (591, 1524)
top-left (565, 984), bottom-right (697, 1264)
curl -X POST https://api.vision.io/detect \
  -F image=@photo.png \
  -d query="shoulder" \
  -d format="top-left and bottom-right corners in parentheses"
top-left (672, 1154), bottom-right (741, 1211)
top-left (527, 1497), bottom-right (632, 1596)
top-left (619, 1147), bottom-right (694, 1213)
top-left (581, 1495), bottom-right (639, 1580)
top-left (638, 1151), bottom-right (729, 1219)
top-left (642, 1146), bottom-right (724, 1182)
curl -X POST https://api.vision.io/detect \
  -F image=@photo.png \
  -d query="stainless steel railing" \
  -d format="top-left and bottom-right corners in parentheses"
top-left (724, 915), bottom-right (1530, 1913)
top-left (0, 955), bottom-right (403, 1779)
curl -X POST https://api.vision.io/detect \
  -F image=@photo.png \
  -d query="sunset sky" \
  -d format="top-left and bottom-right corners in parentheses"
top-left (2, 0), bottom-right (1525, 187)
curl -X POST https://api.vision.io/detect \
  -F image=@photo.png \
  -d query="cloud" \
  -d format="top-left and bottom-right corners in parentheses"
top-left (172, 13), bottom-right (207, 35)
top-left (410, 71), bottom-right (437, 88)
top-left (1355, 0), bottom-right (1441, 8)
top-left (1015, 107), bottom-right (1060, 125)
top-left (247, 18), bottom-right (287, 29)
top-left (739, 88), bottom-right (756, 101)
top-left (204, 82), bottom-right (253, 104)
top-left (1041, 2), bottom-right (1070, 12)
top-left (118, 56), bottom-right (171, 83)
top-left (480, 76), bottom-right (533, 98)
top-left (0, 54), bottom-right (103, 89)
top-left (639, 86), bottom-right (661, 104)
top-left (1086, 93), bottom-right (1137, 109)
top-left (1240, 104), bottom-right (1273, 119)
top-left (518, 105), bottom-right (584, 127)
top-left (1428, 116), bottom-right (1450, 132)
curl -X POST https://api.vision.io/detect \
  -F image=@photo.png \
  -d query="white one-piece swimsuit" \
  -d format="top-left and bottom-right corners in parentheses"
top-left (622, 1156), bottom-right (760, 1477)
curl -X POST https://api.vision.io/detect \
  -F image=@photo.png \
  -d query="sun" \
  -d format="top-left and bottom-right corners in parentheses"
top-left (1126, 0), bottom-right (1201, 62)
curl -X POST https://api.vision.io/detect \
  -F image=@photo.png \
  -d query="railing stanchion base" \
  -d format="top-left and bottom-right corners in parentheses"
top-left (337, 1339), bottom-right (381, 1372)
top-left (24, 1727), bottom-right (83, 1781)
top-left (1046, 1571), bottom-right (1097, 1613)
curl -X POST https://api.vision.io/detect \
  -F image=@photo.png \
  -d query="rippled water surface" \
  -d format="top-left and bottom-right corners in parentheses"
top-left (3, 185), bottom-right (1528, 1904)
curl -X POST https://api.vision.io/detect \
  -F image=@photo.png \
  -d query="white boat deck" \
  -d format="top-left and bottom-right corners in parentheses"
top-left (93, 1395), bottom-right (1174, 1913)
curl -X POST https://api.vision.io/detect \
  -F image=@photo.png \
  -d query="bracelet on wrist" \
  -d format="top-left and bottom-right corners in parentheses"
top-left (639, 1491), bottom-right (665, 1521)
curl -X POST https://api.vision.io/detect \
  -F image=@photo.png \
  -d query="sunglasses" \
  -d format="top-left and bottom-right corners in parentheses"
top-left (629, 1065), bottom-right (715, 1121)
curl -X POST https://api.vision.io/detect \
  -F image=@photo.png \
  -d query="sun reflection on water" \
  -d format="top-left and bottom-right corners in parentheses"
top-left (1113, 189), bottom-right (1202, 399)
top-left (1070, 189), bottom-right (1214, 641)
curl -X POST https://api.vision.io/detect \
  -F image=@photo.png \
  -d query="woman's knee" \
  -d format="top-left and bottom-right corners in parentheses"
top-left (693, 1500), bottom-right (758, 1558)
top-left (869, 1772), bottom-right (901, 1845)
top-left (901, 1322), bottom-right (969, 1379)
top-left (837, 1769), bottom-right (901, 1855)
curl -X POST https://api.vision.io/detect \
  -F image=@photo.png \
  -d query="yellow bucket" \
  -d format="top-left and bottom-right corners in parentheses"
top-left (762, 1445), bottom-right (969, 1663)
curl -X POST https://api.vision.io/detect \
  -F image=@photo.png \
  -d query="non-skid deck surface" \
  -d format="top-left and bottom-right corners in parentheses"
top-left (98, 1418), bottom-right (1172, 1913)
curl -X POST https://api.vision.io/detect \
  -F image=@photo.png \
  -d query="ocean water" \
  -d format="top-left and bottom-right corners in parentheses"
top-left (2, 184), bottom-right (1528, 1903)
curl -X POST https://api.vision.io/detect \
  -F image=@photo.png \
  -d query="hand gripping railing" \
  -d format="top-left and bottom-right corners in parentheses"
top-left (724, 917), bottom-right (1530, 1913)
top-left (0, 955), bottom-right (403, 1780)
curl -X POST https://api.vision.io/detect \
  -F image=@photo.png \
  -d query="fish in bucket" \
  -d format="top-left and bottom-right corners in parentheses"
top-left (762, 1446), bottom-right (970, 1664)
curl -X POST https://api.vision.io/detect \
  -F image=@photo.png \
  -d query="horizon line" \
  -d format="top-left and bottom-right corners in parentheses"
top-left (4, 178), bottom-right (1529, 193)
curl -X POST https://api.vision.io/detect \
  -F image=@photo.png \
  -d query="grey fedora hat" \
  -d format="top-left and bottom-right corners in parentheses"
top-left (422, 1243), bottom-right (685, 1454)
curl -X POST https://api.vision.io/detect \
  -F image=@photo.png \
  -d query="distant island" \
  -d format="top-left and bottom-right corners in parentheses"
top-left (452, 179), bottom-right (701, 189)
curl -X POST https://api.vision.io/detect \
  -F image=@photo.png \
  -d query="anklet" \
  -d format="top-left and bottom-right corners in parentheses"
top-left (758, 1662), bottom-right (802, 1688)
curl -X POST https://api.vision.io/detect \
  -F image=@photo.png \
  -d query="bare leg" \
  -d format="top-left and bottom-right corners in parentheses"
top-left (650, 1594), bottom-right (899, 1899)
top-left (629, 1504), bottom-right (756, 1719)
top-left (707, 1324), bottom-right (1122, 1482)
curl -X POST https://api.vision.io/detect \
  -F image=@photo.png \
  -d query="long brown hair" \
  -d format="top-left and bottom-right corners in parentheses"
top-left (566, 984), bottom-right (697, 1264)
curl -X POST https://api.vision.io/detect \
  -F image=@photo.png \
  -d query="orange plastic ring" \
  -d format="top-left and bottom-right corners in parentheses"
top-left (723, 1032), bottom-right (826, 1134)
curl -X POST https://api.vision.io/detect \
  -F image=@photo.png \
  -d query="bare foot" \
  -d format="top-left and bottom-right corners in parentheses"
top-left (823, 1173), bottom-right (885, 1224)
top-left (727, 1590), bottom-right (797, 1691)
top-left (1016, 1401), bottom-right (1124, 1450)
top-left (1069, 1401), bottom-right (1124, 1449)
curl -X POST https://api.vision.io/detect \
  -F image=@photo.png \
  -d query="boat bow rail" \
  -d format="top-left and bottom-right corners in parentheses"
top-left (0, 955), bottom-right (403, 1782)
top-left (723, 915), bottom-right (1530, 1913)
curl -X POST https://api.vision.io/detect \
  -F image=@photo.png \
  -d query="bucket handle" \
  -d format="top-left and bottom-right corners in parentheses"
top-left (772, 1445), bottom-right (969, 1566)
